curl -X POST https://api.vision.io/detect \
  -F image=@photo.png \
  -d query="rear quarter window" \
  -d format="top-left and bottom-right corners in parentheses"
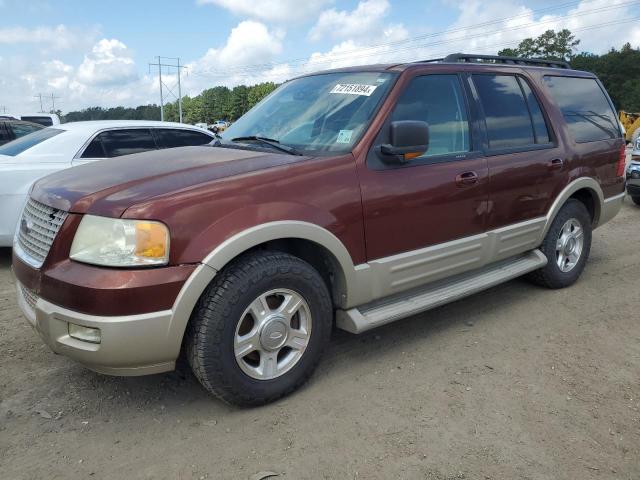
top-left (0, 128), bottom-right (63, 156)
top-left (543, 76), bottom-right (620, 143)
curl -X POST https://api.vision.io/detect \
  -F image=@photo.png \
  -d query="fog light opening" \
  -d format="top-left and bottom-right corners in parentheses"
top-left (68, 323), bottom-right (101, 344)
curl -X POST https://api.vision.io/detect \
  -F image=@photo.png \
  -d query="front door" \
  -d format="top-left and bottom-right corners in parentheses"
top-left (357, 73), bottom-right (489, 292)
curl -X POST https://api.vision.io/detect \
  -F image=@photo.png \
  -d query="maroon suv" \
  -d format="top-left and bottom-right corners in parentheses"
top-left (13, 54), bottom-right (626, 406)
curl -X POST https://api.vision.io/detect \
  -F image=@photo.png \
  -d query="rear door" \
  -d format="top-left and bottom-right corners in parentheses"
top-left (469, 73), bottom-right (564, 232)
top-left (73, 128), bottom-right (159, 165)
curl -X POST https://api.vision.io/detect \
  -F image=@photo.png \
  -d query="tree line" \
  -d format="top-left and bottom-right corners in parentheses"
top-left (63, 30), bottom-right (640, 124)
top-left (499, 29), bottom-right (640, 112)
top-left (64, 82), bottom-right (279, 124)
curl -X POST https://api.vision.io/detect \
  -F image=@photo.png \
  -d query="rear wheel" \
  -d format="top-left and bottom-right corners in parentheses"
top-left (527, 199), bottom-right (592, 289)
top-left (186, 251), bottom-right (332, 406)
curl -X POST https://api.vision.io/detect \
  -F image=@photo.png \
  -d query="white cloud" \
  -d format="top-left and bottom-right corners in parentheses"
top-left (196, 0), bottom-right (331, 22)
top-left (76, 39), bottom-right (138, 87)
top-left (439, 0), bottom-right (640, 57)
top-left (185, 20), bottom-right (285, 90)
top-left (0, 24), bottom-right (83, 51)
top-left (309, 0), bottom-right (402, 42)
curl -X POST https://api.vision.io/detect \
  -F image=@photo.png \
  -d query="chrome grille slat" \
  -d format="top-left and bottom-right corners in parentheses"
top-left (14, 198), bottom-right (68, 269)
top-left (20, 284), bottom-right (38, 311)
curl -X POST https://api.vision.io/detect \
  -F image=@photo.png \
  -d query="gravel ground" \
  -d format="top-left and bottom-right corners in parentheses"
top-left (1, 199), bottom-right (639, 480)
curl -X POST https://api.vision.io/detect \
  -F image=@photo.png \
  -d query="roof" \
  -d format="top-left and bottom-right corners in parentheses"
top-left (295, 54), bottom-right (592, 79)
top-left (57, 120), bottom-right (204, 133)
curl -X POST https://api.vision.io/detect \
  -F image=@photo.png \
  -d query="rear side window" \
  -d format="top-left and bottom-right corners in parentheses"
top-left (0, 124), bottom-right (11, 143)
top-left (390, 74), bottom-right (470, 158)
top-left (154, 128), bottom-right (213, 148)
top-left (11, 122), bottom-right (42, 138)
top-left (473, 74), bottom-right (541, 149)
top-left (0, 128), bottom-right (63, 156)
top-left (519, 80), bottom-right (550, 144)
top-left (97, 129), bottom-right (158, 158)
top-left (21, 116), bottom-right (53, 126)
top-left (544, 76), bottom-right (619, 143)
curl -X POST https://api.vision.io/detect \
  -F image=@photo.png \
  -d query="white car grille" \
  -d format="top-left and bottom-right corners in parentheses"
top-left (14, 198), bottom-right (68, 268)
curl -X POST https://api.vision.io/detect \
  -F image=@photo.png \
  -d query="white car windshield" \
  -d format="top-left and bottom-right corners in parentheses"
top-left (0, 128), bottom-right (63, 157)
top-left (221, 71), bottom-right (397, 154)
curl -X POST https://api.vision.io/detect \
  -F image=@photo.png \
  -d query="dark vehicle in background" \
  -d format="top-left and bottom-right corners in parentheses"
top-left (13, 54), bottom-right (625, 406)
top-left (626, 134), bottom-right (640, 204)
top-left (0, 120), bottom-right (43, 146)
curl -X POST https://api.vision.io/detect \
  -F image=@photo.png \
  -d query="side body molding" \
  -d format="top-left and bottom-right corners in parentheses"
top-left (168, 177), bottom-right (613, 347)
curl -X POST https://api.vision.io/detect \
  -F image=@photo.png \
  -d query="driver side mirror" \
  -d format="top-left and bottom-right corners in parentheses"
top-left (380, 120), bottom-right (429, 163)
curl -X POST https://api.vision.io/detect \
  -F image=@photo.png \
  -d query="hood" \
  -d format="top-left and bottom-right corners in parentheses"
top-left (31, 145), bottom-right (309, 217)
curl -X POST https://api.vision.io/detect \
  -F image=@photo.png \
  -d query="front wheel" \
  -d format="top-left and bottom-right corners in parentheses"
top-left (186, 251), bottom-right (332, 406)
top-left (631, 196), bottom-right (640, 206)
top-left (527, 199), bottom-right (592, 289)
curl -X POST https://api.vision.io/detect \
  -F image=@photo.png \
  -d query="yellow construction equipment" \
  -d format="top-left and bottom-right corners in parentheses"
top-left (620, 111), bottom-right (640, 142)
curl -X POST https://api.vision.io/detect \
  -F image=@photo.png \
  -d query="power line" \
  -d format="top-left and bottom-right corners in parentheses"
top-left (149, 56), bottom-right (188, 122)
top-left (194, 15), bottom-right (640, 82)
top-left (190, 0), bottom-right (640, 78)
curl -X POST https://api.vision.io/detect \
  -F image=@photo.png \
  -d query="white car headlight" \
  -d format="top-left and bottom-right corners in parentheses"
top-left (70, 215), bottom-right (170, 267)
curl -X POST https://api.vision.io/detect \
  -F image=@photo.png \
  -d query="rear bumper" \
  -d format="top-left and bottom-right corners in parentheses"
top-left (16, 280), bottom-right (176, 375)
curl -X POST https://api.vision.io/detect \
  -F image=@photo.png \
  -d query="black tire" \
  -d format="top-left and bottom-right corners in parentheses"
top-left (631, 196), bottom-right (640, 206)
top-left (527, 199), bottom-right (592, 289)
top-left (185, 251), bottom-right (332, 406)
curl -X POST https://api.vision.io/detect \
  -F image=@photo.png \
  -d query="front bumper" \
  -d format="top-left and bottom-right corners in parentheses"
top-left (16, 280), bottom-right (176, 375)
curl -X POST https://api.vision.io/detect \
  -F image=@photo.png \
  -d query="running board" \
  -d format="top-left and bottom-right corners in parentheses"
top-left (336, 249), bottom-right (547, 334)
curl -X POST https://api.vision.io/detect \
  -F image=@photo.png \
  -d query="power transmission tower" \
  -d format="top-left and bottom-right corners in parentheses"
top-left (34, 93), bottom-right (45, 113)
top-left (0, 106), bottom-right (7, 114)
top-left (149, 56), bottom-right (187, 122)
top-left (48, 93), bottom-right (60, 112)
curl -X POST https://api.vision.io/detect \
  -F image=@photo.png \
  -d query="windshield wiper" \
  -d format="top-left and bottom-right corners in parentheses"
top-left (230, 136), bottom-right (303, 156)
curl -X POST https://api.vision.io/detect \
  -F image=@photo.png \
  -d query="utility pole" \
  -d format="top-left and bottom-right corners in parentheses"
top-left (34, 93), bottom-right (45, 113)
top-left (149, 56), bottom-right (187, 122)
top-left (49, 93), bottom-right (60, 112)
top-left (0, 106), bottom-right (7, 114)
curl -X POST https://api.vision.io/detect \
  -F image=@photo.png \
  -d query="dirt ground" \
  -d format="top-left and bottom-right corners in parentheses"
top-left (1, 201), bottom-right (639, 480)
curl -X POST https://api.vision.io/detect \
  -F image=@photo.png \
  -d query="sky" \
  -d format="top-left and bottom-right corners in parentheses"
top-left (0, 0), bottom-right (639, 114)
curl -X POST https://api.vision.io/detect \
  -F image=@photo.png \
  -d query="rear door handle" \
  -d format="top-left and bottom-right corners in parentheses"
top-left (548, 158), bottom-right (564, 170)
top-left (455, 171), bottom-right (479, 187)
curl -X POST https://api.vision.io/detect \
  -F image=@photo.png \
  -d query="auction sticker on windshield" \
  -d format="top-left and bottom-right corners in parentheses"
top-left (330, 84), bottom-right (378, 96)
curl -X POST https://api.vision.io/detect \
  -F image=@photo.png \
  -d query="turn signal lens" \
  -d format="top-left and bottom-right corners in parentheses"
top-left (135, 222), bottom-right (168, 259)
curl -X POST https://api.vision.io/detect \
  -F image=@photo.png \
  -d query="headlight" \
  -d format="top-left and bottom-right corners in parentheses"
top-left (70, 215), bottom-right (170, 267)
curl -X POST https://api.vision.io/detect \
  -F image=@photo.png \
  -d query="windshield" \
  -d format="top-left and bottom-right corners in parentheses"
top-left (221, 71), bottom-right (397, 154)
top-left (0, 128), bottom-right (63, 156)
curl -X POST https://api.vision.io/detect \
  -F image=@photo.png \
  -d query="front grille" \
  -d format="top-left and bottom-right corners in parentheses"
top-left (14, 198), bottom-right (68, 268)
top-left (20, 284), bottom-right (38, 311)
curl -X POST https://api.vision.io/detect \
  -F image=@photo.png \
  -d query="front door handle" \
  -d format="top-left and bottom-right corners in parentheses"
top-left (548, 158), bottom-right (564, 170)
top-left (455, 171), bottom-right (479, 187)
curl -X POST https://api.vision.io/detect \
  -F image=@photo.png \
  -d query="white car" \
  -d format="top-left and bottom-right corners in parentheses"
top-left (0, 120), bottom-right (215, 246)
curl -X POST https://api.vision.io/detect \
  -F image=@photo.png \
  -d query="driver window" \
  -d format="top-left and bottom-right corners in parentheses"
top-left (391, 75), bottom-right (470, 158)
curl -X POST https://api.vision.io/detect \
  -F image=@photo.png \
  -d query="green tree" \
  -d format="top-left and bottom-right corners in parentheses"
top-left (498, 29), bottom-right (580, 60)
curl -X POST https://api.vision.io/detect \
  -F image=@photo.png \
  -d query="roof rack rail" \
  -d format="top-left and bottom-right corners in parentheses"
top-left (440, 53), bottom-right (571, 69)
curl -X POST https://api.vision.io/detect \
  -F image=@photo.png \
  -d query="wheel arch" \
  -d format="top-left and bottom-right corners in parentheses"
top-left (167, 222), bottom-right (362, 358)
top-left (540, 177), bottom-right (604, 241)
